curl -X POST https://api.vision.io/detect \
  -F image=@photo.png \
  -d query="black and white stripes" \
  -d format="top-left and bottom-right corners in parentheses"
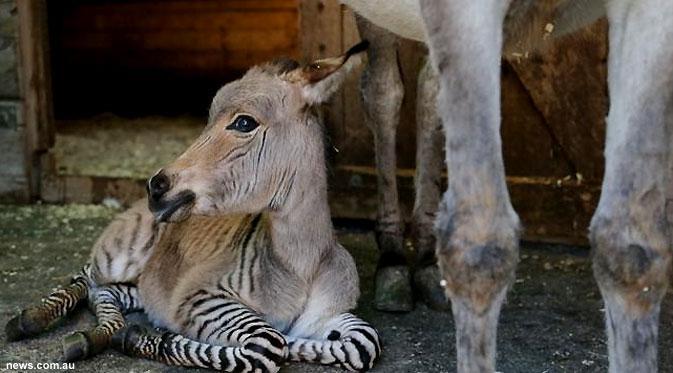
top-left (115, 287), bottom-right (289, 373)
top-left (286, 313), bottom-right (382, 372)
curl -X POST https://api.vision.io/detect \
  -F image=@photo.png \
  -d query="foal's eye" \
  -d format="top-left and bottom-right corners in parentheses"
top-left (226, 115), bottom-right (259, 133)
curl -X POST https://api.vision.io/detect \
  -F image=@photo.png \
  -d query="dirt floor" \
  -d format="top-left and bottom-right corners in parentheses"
top-left (1, 204), bottom-right (672, 372)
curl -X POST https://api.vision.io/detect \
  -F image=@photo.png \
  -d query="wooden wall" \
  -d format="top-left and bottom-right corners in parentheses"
top-left (48, 0), bottom-right (299, 117)
top-left (0, 0), bottom-right (28, 202)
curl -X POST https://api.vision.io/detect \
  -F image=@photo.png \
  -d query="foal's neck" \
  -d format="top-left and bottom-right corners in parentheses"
top-left (268, 164), bottom-right (334, 281)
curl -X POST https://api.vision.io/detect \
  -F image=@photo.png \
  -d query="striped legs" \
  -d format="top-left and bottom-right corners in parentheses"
top-left (286, 313), bottom-right (381, 372)
top-left (63, 284), bottom-right (141, 361)
top-left (112, 291), bottom-right (288, 372)
top-left (4, 265), bottom-right (144, 362)
top-left (5, 266), bottom-right (91, 341)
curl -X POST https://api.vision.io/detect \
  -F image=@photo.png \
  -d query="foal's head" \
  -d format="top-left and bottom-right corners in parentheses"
top-left (147, 42), bottom-right (367, 222)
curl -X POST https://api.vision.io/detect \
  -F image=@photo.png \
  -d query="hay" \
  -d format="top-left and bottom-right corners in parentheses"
top-left (54, 114), bottom-right (204, 179)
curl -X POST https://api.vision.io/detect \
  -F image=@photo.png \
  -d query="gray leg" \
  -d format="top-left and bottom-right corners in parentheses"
top-left (411, 55), bottom-right (443, 265)
top-left (591, 1), bottom-right (673, 372)
top-left (411, 56), bottom-right (447, 310)
top-left (419, 1), bottom-right (520, 371)
top-left (355, 15), bottom-right (412, 312)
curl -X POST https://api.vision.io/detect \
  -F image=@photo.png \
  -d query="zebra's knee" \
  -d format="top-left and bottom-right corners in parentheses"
top-left (435, 202), bottom-right (520, 312)
top-left (590, 216), bottom-right (672, 314)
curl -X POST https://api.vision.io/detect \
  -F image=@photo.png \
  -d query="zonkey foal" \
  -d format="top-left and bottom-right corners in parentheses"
top-left (5, 42), bottom-right (381, 372)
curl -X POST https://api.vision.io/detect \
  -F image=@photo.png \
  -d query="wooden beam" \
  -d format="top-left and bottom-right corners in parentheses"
top-left (17, 0), bottom-right (54, 199)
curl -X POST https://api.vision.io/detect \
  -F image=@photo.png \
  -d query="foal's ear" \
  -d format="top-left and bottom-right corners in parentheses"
top-left (283, 40), bottom-right (369, 105)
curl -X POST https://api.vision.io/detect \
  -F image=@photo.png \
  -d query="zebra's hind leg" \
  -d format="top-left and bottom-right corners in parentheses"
top-left (5, 266), bottom-right (90, 342)
top-left (112, 288), bottom-right (288, 372)
top-left (286, 313), bottom-right (381, 372)
top-left (63, 283), bottom-right (141, 361)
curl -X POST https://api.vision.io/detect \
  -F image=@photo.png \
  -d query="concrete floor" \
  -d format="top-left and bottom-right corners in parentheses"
top-left (1, 204), bottom-right (672, 372)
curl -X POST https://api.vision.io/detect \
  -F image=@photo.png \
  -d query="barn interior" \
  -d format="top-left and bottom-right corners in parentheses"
top-left (2, 1), bottom-right (673, 372)
top-left (48, 0), bottom-right (299, 179)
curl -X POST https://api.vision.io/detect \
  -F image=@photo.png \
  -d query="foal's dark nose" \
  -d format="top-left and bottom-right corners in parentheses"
top-left (148, 170), bottom-right (170, 201)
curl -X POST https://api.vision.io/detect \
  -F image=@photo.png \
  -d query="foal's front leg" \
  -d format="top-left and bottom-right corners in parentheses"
top-left (63, 283), bottom-right (142, 361)
top-left (113, 288), bottom-right (288, 372)
top-left (285, 313), bottom-right (381, 372)
top-left (355, 15), bottom-right (412, 312)
top-left (591, 1), bottom-right (673, 371)
top-left (419, 1), bottom-right (520, 372)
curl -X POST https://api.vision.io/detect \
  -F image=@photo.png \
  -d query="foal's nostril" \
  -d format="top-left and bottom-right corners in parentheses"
top-left (148, 170), bottom-right (170, 201)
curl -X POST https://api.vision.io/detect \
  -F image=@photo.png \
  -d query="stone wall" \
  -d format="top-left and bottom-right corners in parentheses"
top-left (0, 0), bottom-right (28, 202)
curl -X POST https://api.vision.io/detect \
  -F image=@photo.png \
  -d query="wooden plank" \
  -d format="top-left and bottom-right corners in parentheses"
top-left (299, 0), bottom-right (342, 61)
top-left (0, 127), bottom-right (30, 202)
top-left (57, 50), bottom-right (285, 74)
top-left (508, 20), bottom-right (608, 182)
top-left (58, 9), bottom-right (298, 32)
top-left (59, 28), bottom-right (297, 54)
top-left (57, 0), bottom-right (298, 15)
top-left (299, 0), bottom-right (344, 151)
top-left (17, 0), bottom-right (53, 199)
top-left (336, 6), bottom-right (371, 166)
top-left (501, 60), bottom-right (572, 177)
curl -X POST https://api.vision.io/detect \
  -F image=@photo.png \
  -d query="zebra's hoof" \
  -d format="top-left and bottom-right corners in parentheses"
top-left (62, 332), bottom-right (91, 362)
top-left (373, 265), bottom-right (413, 312)
top-left (5, 315), bottom-right (26, 342)
top-left (413, 264), bottom-right (450, 311)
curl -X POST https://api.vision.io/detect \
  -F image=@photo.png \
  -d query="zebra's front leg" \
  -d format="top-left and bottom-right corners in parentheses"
top-left (62, 283), bottom-right (141, 361)
top-left (420, 0), bottom-right (519, 371)
top-left (355, 14), bottom-right (412, 313)
top-left (410, 55), bottom-right (447, 311)
top-left (286, 313), bottom-right (381, 372)
top-left (591, 2), bottom-right (673, 372)
top-left (113, 289), bottom-right (288, 372)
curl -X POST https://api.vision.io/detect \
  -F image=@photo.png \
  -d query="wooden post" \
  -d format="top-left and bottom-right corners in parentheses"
top-left (17, 0), bottom-right (54, 200)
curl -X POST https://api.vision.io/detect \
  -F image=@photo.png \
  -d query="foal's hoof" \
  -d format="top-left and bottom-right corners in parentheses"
top-left (111, 324), bottom-right (143, 353)
top-left (373, 266), bottom-right (413, 312)
top-left (5, 312), bottom-right (42, 342)
top-left (62, 332), bottom-right (91, 362)
top-left (413, 265), bottom-right (450, 311)
top-left (5, 315), bottom-right (26, 342)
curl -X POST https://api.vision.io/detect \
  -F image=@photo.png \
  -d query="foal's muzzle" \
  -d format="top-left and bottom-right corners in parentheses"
top-left (147, 170), bottom-right (195, 222)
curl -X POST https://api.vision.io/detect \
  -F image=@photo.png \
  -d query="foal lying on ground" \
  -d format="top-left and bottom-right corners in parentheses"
top-left (5, 42), bottom-right (380, 372)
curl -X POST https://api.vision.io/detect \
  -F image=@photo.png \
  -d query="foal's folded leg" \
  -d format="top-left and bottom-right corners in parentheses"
top-left (286, 313), bottom-right (381, 372)
top-left (112, 289), bottom-right (288, 372)
top-left (63, 283), bottom-right (141, 361)
top-left (5, 265), bottom-right (91, 342)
